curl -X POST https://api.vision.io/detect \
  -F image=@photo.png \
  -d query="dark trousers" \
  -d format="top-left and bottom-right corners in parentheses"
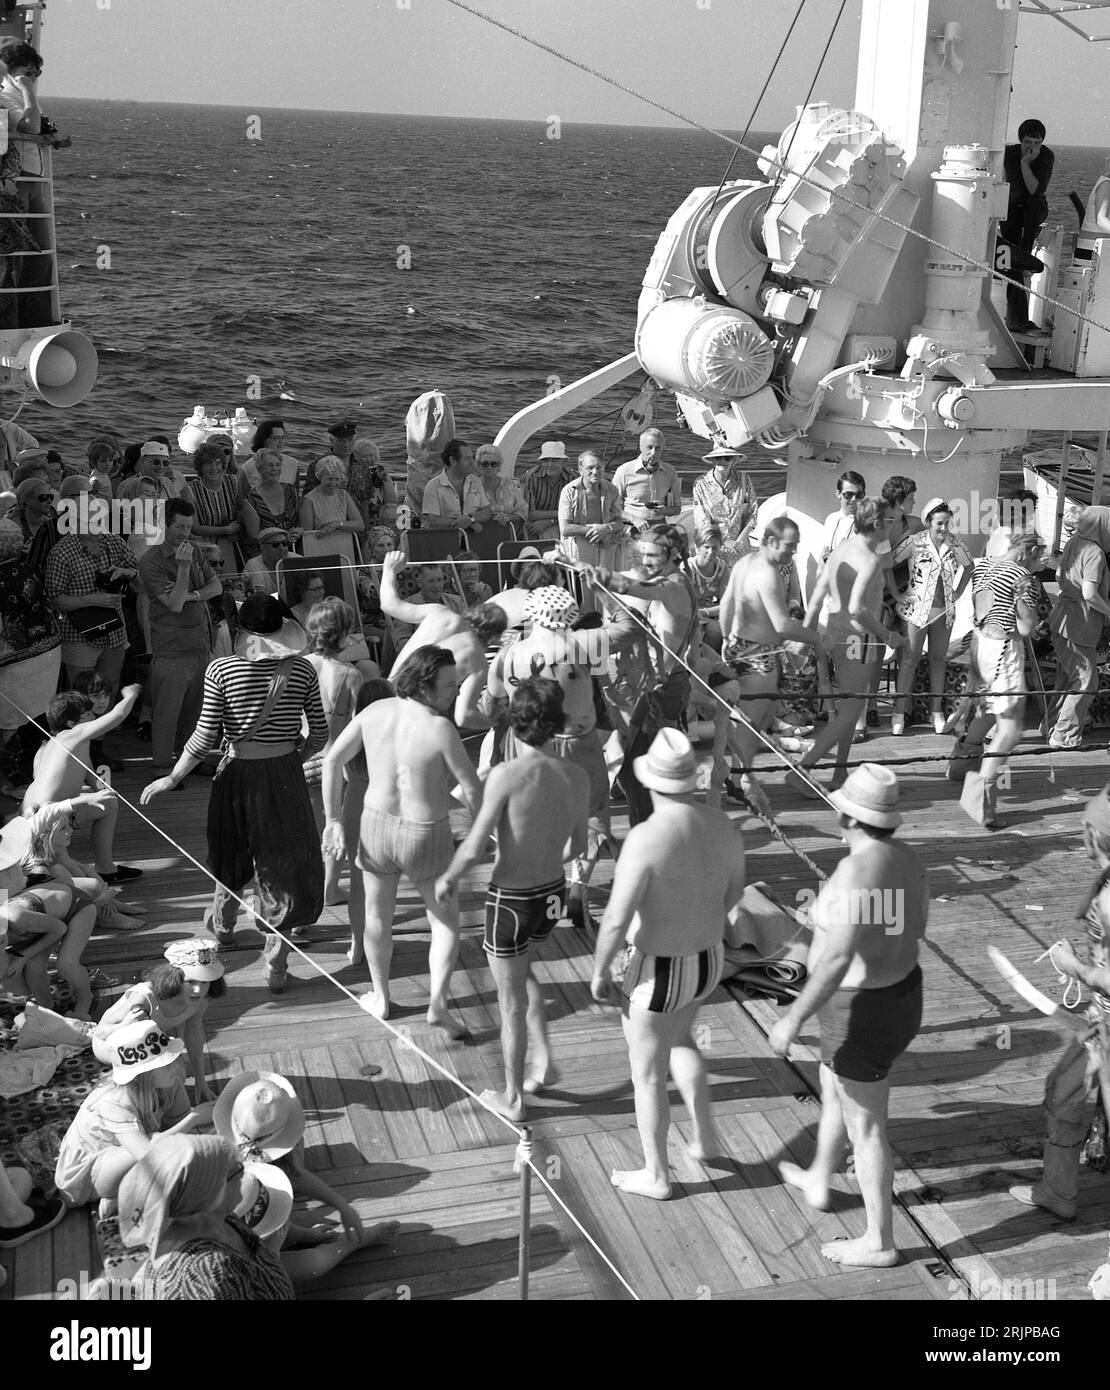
top-left (620, 671), bottom-right (690, 826)
top-left (206, 751), bottom-right (324, 966)
top-left (1001, 197), bottom-right (1047, 325)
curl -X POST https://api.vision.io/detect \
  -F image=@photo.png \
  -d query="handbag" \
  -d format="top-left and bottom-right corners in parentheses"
top-left (69, 606), bottom-right (124, 641)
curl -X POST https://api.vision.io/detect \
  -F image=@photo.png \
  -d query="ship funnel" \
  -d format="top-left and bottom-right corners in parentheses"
top-left (0, 327), bottom-right (99, 408)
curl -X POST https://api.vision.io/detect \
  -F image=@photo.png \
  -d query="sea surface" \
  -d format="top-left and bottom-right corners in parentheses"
top-left (21, 100), bottom-right (1109, 469)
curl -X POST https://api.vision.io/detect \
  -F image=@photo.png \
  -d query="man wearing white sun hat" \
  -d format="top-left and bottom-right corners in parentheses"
top-left (769, 762), bottom-right (928, 1272)
top-left (592, 728), bottom-right (745, 1202)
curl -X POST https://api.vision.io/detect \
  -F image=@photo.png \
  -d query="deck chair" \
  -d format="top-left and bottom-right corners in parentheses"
top-left (401, 528), bottom-right (467, 565)
top-left (277, 553), bottom-right (380, 668)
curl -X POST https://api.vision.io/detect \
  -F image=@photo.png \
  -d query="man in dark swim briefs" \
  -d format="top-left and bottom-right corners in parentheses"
top-left (768, 763), bottom-right (928, 1268)
top-left (436, 678), bottom-right (589, 1124)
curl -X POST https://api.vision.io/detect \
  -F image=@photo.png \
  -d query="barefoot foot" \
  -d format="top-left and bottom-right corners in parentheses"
top-left (821, 1236), bottom-right (898, 1267)
top-left (610, 1168), bottom-right (671, 1200)
top-left (357, 990), bottom-right (390, 1021)
top-left (522, 1066), bottom-right (560, 1095)
top-left (686, 1126), bottom-right (725, 1164)
top-left (479, 1088), bottom-right (526, 1124)
top-left (360, 1219), bottom-right (400, 1249)
top-left (779, 1160), bottom-right (832, 1211)
top-left (426, 1007), bottom-right (469, 1040)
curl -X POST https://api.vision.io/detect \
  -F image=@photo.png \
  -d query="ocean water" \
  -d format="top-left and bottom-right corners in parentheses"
top-left (20, 100), bottom-right (1108, 469)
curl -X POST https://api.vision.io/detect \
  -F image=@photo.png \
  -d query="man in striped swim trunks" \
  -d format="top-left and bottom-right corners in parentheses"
top-left (435, 678), bottom-right (589, 1123)
top-left (592, 728), bottom-right (746, 1200)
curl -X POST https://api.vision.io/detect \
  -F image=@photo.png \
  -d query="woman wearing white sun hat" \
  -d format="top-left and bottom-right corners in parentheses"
top-left (54, 1019), bottom-right (200, 1212)
top-left (215, 1069), bottom-right (399, 1277)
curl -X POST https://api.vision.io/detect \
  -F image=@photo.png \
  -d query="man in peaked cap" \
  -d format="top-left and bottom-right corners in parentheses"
top-left (769, 763), bottom-right (928, 1269)
top-left (1004, 784), bottom-right (1110, 1222)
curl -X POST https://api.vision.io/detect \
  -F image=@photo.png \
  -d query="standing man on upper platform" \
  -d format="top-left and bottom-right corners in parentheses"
top-left (1001, 118), bottom-right (1054, 334)
top-left (612, 430), bottom-right (681, 539)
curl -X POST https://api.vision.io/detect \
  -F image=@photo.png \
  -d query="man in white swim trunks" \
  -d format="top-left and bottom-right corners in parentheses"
top-left (592, 729), bottom-right (746, 1200)
top-left (436, 678), bottom-right (589, 1122)
top-left (322, 645), bottom-right (481, 1036)
top-left (795, 498), bottom-right (905, 796)
top-left (717, 515), bottom-right (823, 813)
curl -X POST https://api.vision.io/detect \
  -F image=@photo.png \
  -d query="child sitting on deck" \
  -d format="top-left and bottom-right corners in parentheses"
top-left (214, 1070), bottom-right (398, 1286)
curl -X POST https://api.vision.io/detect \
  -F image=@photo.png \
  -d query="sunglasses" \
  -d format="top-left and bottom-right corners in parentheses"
top-left (36, 492), bottom-right (56, 503)
top-left (264, 540), bottom-right (289, 548)
top-left (839, 491), bottom-right (861, 500)
top-left (209, 559), bottom-right (224, 568)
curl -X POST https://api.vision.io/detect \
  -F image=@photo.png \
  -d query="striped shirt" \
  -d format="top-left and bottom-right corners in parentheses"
top-left (972, 559), bottom-right (1031, 634)
top-left (183, 655), bottom-right (327, 759)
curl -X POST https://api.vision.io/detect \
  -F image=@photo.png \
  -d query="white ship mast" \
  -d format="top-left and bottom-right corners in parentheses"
top-left (497, 0), bottom-right (1110, 571)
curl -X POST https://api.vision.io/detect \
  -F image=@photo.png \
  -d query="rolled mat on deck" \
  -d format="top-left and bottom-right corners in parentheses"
top-left (722, 882), bottom-right (811, 1000)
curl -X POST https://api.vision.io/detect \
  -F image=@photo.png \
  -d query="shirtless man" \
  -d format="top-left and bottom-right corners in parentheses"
top-left (769, 763), bottom-right (927, 1267)
top-left (436, 678), bottom-right (589, 1121)
top-left (381, 551), bottom-right (505, 727)
top-left (585, 523), bottom-right (699, 826)
top-left (321, 645), bottom-right (482, 1035)
top-left (592, 729), bottom-right (746, 1199)
top-left (717, 516), bottom-right (822, 813)
top-left (794, 498), bottom-right (905, 795)
top-left (486, 585), bottom-right (610, 929)
top-left (22, 686), bottom-right (143, 882)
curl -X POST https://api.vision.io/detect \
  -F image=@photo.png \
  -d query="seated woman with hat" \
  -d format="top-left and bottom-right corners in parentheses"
top-left (120, 1134), bottom-right (295, 1301)
top-left (93, 938), bottom-right (226, 1106)
top-left (214, 1070), bottom-right (399, 1279)
top-left (54, 1019), bottom-right (203, 1214)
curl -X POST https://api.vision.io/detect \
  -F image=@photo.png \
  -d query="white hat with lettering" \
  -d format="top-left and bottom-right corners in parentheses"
top-left (101, 1020), bottom-right (186, 1084)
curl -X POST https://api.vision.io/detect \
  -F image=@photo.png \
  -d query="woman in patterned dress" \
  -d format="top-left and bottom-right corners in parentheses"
top-left (182, 442), bottom-right (244, 573)
top-left (121, 1134), bottom-right (295, 1301)
top-left (241, 447), bottom-right (301, 559)
top-left (891, 499), bottom-right (971, 735)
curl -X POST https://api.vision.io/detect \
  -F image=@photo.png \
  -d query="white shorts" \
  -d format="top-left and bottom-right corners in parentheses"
top-left (971, 631), bottom-right (1025, 717)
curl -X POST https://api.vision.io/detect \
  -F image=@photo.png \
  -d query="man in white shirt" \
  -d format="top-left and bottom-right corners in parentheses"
top-left (611, 429), bottom-right (681, 536)
top-left (421, 440), bottom-right (489, 539)
top-left (820, 471), bottom-right (866, 563)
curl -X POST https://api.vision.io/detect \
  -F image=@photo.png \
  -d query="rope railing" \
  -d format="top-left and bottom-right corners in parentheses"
top-left (0, 686), bottom-right (641, 1302)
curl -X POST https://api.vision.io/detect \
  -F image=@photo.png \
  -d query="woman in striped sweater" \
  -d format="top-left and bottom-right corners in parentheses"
top-left (140, 596), bottom-right (328, 993)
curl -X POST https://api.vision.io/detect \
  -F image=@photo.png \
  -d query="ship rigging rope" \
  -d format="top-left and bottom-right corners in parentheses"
top-left (439, 0), bottom-right (1110, 340)
top-left (766, 0), bottom-right (849, 209)
top-left (0, 685), bottom-right (645, 1302)
top-left (705, 0), bottom-right (810, 224)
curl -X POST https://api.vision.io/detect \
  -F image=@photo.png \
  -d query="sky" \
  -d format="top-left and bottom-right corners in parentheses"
top-left (33, 0), bottom-right (1110, 144)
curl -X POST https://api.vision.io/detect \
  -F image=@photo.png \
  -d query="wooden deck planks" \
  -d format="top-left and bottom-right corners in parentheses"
top-left (7, 720), bottom-right (1109, 1301)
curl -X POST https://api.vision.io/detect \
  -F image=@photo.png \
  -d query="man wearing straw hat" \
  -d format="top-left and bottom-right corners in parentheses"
top-left (592, 729), bottom-right (745, 1200)
top-left (769, 763), bottom-right (927, 1268)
